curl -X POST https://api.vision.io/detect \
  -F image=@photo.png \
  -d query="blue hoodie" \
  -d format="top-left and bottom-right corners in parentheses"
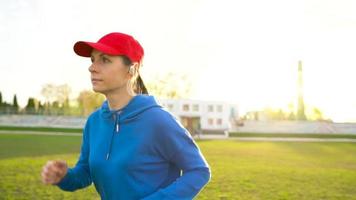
top-left (57, 95), bottom-right (211, 200)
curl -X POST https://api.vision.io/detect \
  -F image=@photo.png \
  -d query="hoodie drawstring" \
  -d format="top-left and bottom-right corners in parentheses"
top-left (106, 111), bottom-right (121, 160)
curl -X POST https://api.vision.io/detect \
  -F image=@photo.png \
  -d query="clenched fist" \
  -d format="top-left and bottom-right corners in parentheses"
top-left (41, 160), bottom-right (68, 185)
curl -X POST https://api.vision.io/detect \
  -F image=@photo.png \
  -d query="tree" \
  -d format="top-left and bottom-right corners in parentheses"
top-left (41, 84), bottom-right (57, 103)
top-left (308, 107), bottom-right (324, 121)
top-left (41, 83), bottom-right (72, 106)
top-left (52, 101), bottom-right (60, 115)
top-left (261, 107), bottom-right (290, 120)
top-left (13, 94), bottom-right (18, 107)
top-left (288, 112), bottom-right (296, 120)
top-left (77, 90), bottom-right (105, 116)
top-left (56, 84), bottom-right (72, 106)
top-left (145, 72), bottom-right (192, 99)
top-left (41, 83), bottom-right (72, 115)
top-left (12, 94), bottom-right (19, 114)
top-left (38, 101), bottom-right (45, 115)
top-left (0, 91), bottom-right (3, 113)
top-left (25, 97), bottom-right (36, 114)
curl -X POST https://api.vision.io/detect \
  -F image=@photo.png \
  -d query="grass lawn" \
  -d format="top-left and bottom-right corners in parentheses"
top-left (0, 133), bottom-right (355, 199)
top-left (229, 132), bottom-right (356, 139)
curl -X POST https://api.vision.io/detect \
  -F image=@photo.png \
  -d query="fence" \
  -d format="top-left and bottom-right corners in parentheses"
top-left (232, 120), bottom-right (356, 134)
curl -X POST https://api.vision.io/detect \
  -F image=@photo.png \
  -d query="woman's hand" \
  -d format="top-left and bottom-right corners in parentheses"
top-left (41, 160), bottom-right (68, 185)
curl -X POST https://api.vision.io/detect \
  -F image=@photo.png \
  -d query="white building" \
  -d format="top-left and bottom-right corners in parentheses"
top-left (158, 99), bottom-right (239, 138)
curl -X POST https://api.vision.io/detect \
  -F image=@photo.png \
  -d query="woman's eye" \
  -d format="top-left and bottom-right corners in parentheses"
top-left (102, 57), bottom-right (111, 63)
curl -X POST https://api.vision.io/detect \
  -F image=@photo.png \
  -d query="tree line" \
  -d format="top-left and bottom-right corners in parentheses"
top-left (0, 72), bottom-right (193, 117)
top-left (0, 86), bottom-right (105, 116)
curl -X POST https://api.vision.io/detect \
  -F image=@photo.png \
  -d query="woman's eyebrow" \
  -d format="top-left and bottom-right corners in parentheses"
top-left (91, 53), bottom-right (105, 58)
top-left (101, 54), bottom-right (112, 58)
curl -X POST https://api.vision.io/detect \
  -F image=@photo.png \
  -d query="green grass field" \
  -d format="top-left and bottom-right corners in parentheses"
top-left (0, 132), bottom-right (355, 200)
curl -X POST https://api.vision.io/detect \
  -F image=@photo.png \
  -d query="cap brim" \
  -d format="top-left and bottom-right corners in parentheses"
top-left (73, 41), bottom-right (121, 57)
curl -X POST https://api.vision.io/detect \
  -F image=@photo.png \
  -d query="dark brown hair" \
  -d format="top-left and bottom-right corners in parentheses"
top-left (121, 55), bottom-right (148, 95)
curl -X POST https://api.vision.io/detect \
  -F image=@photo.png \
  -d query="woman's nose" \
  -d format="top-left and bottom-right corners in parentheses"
top-left (88, 63), bottom-right (97, 73)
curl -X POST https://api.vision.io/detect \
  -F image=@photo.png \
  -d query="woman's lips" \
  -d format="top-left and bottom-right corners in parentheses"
top-left (91, 78), bottom-right (103, 84)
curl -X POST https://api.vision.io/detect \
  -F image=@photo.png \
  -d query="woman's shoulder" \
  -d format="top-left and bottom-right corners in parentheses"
top-left (144, 106), bottom-right (177, 121)
top-left (144, 106), bottom-right (186, 131)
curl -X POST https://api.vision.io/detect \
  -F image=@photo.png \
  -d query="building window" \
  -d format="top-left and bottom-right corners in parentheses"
top-left (183, 104), bottom-right (190, 111)
top-left (193, 104), bottom-right (199, 111)
top-left (168, 104), bottom-right (174, 111)
top-left (217, 118), bottom-right (222, 125)
top-left (208, 118), bottom-right (214, 125)
top-left (208, 105), bottom-right (214, 112)
top-left (217, 105), bottom-right (223, 112)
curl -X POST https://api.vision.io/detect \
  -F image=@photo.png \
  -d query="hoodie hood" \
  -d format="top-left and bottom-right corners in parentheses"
top-left (100, 94), bottom-right (162, 122)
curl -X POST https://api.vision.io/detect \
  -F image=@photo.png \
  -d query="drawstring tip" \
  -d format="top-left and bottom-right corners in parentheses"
top-left (106, 153), bottom-right (110, 160)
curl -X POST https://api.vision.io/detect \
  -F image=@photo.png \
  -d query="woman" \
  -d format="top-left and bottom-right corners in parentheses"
top-left (41, 32), bottom-right (211, 200)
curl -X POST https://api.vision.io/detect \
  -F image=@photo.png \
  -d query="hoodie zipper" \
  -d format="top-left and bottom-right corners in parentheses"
top-left (106, 111), bottom-right (122, 160)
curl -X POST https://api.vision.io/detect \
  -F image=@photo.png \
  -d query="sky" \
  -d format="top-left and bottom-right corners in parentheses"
top-left (1, 0), bottom-right (356, 122)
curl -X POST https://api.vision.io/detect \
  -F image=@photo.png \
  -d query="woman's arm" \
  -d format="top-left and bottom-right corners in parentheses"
top-left (143, 112), bottom-right (211, 199)
top-left (56, 121), bottom-right (93, 191)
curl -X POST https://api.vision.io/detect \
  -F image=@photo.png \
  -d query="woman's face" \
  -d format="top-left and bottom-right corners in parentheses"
top-left (89, 49), bottom-right (130, 95)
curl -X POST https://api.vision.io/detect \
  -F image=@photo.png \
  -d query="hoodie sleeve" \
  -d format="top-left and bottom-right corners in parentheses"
top-left (143, 112), bottom-right (211, 200)
top-left (56, 120), bottom-right (92, 191)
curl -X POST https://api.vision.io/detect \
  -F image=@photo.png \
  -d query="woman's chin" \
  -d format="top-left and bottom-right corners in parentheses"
top-left (92, 86), bottom-right (104, 93)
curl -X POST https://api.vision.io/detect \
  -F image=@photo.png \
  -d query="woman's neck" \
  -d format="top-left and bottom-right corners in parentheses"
top-left (105, 89), bottom-right (135, 111)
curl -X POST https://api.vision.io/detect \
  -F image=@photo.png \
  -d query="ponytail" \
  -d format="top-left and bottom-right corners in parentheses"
top-left (135, 75), bottom-right (148, 94)
top-left (121, 55), bottom-right (149, 95)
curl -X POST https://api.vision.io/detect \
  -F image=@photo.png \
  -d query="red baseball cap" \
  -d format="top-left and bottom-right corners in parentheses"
top-left (73, 32), bottom-right (144, 63)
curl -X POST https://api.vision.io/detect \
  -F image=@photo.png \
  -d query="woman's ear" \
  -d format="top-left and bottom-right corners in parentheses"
top-left (128, 62), bottom-right (139, 76)
top-left (129, 65), bottom-right (135, 75)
